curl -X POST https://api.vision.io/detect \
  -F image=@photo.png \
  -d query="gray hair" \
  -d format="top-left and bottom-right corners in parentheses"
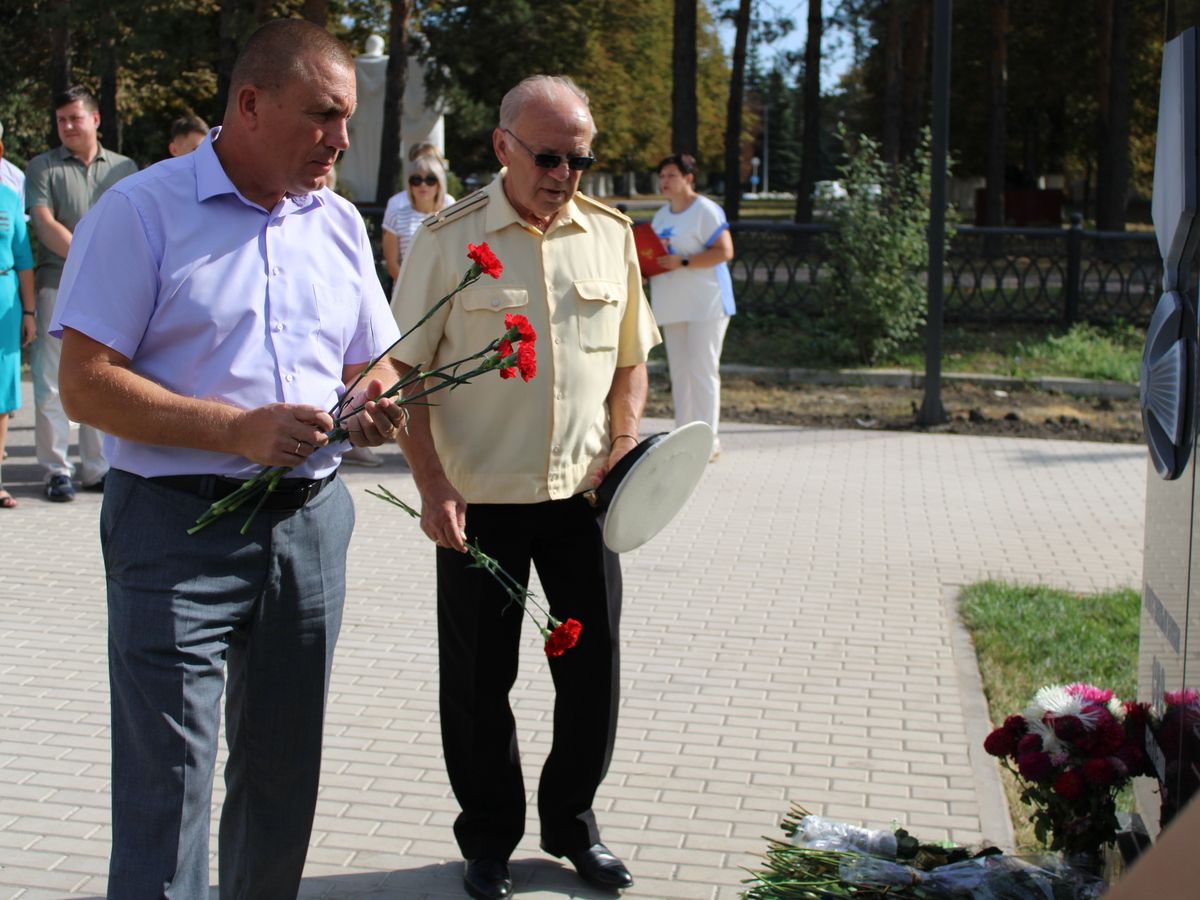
top-left (499, 75), bottom-right (594, 137)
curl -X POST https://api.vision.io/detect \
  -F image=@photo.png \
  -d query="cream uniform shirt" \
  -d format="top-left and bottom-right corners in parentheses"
top-left (390, 172), bottom-right (661, 504)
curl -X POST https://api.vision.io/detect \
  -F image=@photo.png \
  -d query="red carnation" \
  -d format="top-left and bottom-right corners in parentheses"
top-left (1052, 714), bottom-right (1084, 741)
top-left (984, 727), bottom-right (1016, 758)
top-left (467, 242), bottom-right (503, 279)
top-left (1082, 757), bottom-right (1116, 787)
top-left (544, 618), bottom-right (582, 657)
top-left (1003, 715), bottom-right (1028, 737)
top-left (496, 338), bottom-right (516, 379)
top-left (1053, 769), bottom-right (1087, 801)
top-left (1095, 716), bottom-right (1127, 755)
top-left (1123, 701), bottom-right (1151, 730)
top-left (504, 313), bottom-right (537, 343)
top-left (516, 341), bottom-right (537, 382)
top-left (1016, 733), bottom-right (1043, 756)
top-left (1116, 743), bottom-right (1150, 778)
top-left (1018, 751), bottom-right (1055, 783)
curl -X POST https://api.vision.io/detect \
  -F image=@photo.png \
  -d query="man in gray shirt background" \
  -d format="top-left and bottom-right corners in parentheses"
top-left (25, 85), bottom-right (137, 501)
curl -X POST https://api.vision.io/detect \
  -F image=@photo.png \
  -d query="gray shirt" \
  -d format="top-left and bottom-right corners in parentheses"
top-left (24, 143), bottom-right (137, 289)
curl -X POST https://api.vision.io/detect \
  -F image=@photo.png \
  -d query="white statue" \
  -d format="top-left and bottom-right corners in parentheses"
top-left (339, 35), bottom-right (448, 203)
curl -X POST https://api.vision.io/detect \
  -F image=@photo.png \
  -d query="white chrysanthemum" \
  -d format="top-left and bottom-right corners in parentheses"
top-left (1024, 715), bottom-right (1065, 756)
top-left (1108, 698), bottom-right (1125, 721)
top-left (1031, 685), bottom-right (1083, 718)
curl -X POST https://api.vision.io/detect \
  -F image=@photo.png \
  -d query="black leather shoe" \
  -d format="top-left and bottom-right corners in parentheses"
top-left (559, 843), bottom-right (634, 890)
top-left (463, 858), bottom-right (512, 899)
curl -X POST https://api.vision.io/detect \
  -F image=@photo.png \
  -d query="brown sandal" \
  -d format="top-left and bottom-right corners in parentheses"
top-left (0, 489), bottom-right (16, 509)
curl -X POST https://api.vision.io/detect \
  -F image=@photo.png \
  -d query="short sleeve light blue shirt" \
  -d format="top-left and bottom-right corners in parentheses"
top-left (50, 129), bottom-right (400, 479)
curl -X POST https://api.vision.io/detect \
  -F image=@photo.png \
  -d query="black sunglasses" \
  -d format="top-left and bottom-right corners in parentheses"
top-left (409, 174), bottom-right (439, 187)
top-left (503, 128), bottom-right (595, 171)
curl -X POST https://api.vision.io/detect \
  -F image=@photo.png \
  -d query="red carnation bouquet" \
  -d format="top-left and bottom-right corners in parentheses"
top-left (983, 682), bottom-right (1152, 857)
top-left (189, 243), bottom-right (533, 534)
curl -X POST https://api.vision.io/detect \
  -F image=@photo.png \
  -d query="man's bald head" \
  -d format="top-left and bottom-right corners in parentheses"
top-left (228, 18), bottom-right (354, 100)
top-left (499, 75), bottom-right (595, 139)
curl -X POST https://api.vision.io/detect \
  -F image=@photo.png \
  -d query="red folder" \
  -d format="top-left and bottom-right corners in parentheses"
top-left (633, 223), bottom-right (669, 278)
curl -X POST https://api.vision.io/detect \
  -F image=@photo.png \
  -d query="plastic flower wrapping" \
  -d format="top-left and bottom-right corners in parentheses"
top-left (982, 683), bottom-right (1153, 857)
top-left (742, 803), bottom-right (1106, 899)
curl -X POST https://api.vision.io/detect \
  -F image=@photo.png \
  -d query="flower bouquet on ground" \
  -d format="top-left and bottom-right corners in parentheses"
top-left (742, 803), bottom-right (1106, 899)
top-left (367, 485), bottom-right (581, 657)
top-left (189, 243), bottom-right (530, 534)
top-left (983, 683), bottom-right (1153, 860)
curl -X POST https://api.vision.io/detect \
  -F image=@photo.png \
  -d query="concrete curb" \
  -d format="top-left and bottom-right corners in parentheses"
top-left (646, 361), bottom-right (1141, 401)
top-left (943, 584), bottom-right (1017, 851)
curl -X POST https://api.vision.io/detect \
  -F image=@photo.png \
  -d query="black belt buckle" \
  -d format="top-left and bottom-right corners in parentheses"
top-left (149, 471), bottom-right (335, 511)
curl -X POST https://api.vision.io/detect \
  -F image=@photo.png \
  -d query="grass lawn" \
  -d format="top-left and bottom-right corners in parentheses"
top-left (958, 581), bottom-right (1141, 851)
top-left (717, 319), bottom-right (1143, 382)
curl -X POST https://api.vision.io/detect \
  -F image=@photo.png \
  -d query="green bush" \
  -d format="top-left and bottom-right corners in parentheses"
top-left (819, 126), bottom-right (956, 365)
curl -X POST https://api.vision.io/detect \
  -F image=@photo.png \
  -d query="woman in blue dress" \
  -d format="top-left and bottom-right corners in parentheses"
top-left (0, 183), bottom-right (36, 508)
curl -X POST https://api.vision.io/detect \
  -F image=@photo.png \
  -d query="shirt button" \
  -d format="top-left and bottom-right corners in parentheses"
top-left (604, 292), bottom-right (611, 299)
top-left (556, 392), bottom-right (565, 400)
top-left (491, 298), bottom-right (500, 307)
top-left (554, 337), bottom-right (562, 345)
top-left (271, 266), bottom-right (280, 276)
top-left (552, 444), bottom-right (562, 454)
top-left (285, 374), bottom-right (295, 383)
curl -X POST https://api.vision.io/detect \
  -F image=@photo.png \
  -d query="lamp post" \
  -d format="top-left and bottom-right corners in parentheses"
top-left (750, 156), bottom-right (761, 197)
top-left (763, 101), bottom-right (770, 195)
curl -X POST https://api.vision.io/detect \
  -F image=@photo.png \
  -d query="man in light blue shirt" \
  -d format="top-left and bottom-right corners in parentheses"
top-left (51, 19), bottom-right (403, 899)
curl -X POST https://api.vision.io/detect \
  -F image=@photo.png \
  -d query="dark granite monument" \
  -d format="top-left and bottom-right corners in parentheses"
top-left (1139, 25), bottom-right (1200, 836)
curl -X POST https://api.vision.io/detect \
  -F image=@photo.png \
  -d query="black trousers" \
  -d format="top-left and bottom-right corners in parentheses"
top-left (436, 495), bottom-right (622, 860)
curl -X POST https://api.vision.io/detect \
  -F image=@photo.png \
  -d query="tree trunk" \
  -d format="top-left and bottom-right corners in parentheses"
top-left (900, 0), bottom-right (931, 162)
top-left (882, 0), bottom-right (904, 166)
top-left (983, 0), bottom-right (1007, 230)
top-left (1096, 0), bottom-right (1131, 231)
top-left (301, 0), bottom-right (329, 27)
top-left (376, 0), bottom-right (411, 206)
top-left (99, 28), bottom-right (121, 153)
top-left (795, 0), bottom-right (822, 224)
top-left (723, 0), bottom-right (752, 221)
top-left (216, 0), bottom-right (241, 118)
top-left (49, 0), bottom-right (72, 147)
top-left (671, 0), bottom-right (698, 155)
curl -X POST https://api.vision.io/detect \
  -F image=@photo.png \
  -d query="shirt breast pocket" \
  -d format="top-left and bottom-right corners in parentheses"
top-left (457, 286), bottom-right (530, 349)
top-left (311, 281), bottom-right (357, 352)
top-left (574, 279), bottom-right (623, 352)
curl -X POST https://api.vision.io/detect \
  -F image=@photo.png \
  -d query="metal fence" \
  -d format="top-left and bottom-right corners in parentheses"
top-left (728, 214), bottom-right (1162, 326)
top-left (359, 204), bottom-right (1162, 327)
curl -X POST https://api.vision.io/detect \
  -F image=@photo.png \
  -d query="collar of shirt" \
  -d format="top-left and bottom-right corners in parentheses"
top-left (197, 126), bottom-right (321, 219)
top-left (485, 168), bottom-right (588, 237)
top-left (55, 143), bottom-right (111, 165)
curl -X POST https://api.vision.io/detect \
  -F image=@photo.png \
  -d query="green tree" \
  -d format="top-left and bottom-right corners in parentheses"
top-left (821, 126), bottom-right (953, 365)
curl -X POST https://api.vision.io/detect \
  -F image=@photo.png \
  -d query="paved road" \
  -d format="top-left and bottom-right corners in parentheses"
top-left (0, 380), bottom-right (1147, 899)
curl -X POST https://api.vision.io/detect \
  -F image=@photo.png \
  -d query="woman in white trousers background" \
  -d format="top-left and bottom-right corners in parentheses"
top-left (648, 152), bottom-right (736, 460)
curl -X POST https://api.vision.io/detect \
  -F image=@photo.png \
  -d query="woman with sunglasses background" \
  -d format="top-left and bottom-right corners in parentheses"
top-left (381, 144), bottom-right (454, 282)
top-left (648, 152), bottom-right (735, 462)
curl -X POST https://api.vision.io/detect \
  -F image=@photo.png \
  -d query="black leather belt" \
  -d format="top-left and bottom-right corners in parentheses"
top-left (147, 471), bottom-right (337, 510)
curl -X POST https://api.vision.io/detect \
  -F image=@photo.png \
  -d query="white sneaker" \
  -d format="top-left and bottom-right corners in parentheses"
top-left (342, 446), bottom-right (383, 467)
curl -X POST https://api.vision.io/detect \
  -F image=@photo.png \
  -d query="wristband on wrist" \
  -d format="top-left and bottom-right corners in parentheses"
top-left (22, 310), bottom-right (35, 317)
top-left (611, 433), bottom-right (638, 447)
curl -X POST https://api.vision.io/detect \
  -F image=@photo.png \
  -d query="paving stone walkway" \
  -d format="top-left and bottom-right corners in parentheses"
top-left (0, 379), bottom-right (1147, 899)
